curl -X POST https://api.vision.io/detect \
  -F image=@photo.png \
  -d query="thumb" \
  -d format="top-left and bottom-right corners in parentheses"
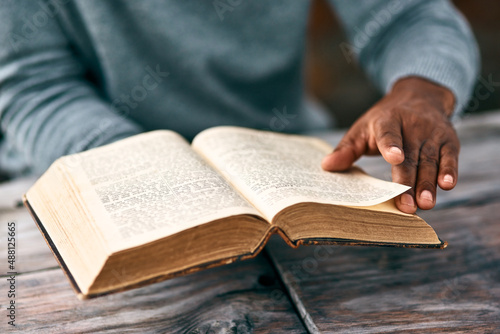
top-left (321, 131), bottom-right (366, 172)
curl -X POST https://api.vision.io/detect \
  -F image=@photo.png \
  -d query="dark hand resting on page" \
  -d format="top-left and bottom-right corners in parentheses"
top-left (321, 76), bottom-right (459, 214)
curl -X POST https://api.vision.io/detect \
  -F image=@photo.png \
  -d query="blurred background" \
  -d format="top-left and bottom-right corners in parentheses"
top-left (305, 0), bottom-right (500, 127)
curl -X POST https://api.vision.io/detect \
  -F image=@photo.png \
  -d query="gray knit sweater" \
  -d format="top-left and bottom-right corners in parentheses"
top-left (0, 0), bottom-right (479, 176)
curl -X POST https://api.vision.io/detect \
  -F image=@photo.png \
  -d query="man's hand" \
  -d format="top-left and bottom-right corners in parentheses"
top-left (321, 76), bottom-right (459, 214)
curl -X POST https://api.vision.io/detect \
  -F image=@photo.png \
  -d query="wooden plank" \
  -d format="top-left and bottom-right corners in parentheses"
top-left (0, 207), bottom-right (58, 275)
top-left (0, 254), bottom-right (307, 333)
top-left (0, 182), bottom-right (307, 333)
top-left (1, 110), bottom-right (498, 333)
top-left (0, 177), bottom-right (35, 210)
top-left (2, 111), bottom-right (499, 275)
top-left (266, 201), bottom-right (500, 333)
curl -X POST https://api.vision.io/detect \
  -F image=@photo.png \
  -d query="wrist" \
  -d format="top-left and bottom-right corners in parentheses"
top-left (391, 76), bottom-right (456, 118)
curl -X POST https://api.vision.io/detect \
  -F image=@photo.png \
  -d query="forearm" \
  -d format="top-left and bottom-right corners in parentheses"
top-left (0, 53), bottom-right (142, 175)
top-left (0, 1), bottom-right (142, 176)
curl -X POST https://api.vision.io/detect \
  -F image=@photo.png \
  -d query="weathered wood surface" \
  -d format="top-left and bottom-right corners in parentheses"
top-left (0, 175), bottom-right (306, 333)
top-left (0, 207), bottom-right (58, 275)
top-left (267, 201), bottom-right (500, 333)
top-left (0, 177), bottom-right (35, 210)
top-left (0, 252), bottom-right (306, 333)
top-left (267, 111), bottom-right (500, 333)
top-left (1, 110), bottom-right (499, 333)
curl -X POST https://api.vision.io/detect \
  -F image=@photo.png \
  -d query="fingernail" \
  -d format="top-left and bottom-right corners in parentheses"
top-left (389, 147), bottom-right (402, 155)
top-left (401, 194), bottom-right (414, 207)
top-left (420, 190), bottom-right (433, 202)
top-left (443, 174), bottom-right (454, 184)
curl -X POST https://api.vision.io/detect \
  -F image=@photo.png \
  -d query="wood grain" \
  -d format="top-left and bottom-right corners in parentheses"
top-left (267, 201), bottom-right (500, 333)
top-left (1, 110), bottom-right (499, 333)
top-left (0, 207), bottom-right (58, 275)
top-left (0, 173), bottom-right (307, 334)
top-left (267, 111), bottom-right (500, 333)
top-left (0, 177), bottom-right (35, 210)
top-left (0, 254), bottom-right (306, 333)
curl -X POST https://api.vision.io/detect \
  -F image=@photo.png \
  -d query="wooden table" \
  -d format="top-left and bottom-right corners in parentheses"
top-left (1, 111), bottom-right (499, 333)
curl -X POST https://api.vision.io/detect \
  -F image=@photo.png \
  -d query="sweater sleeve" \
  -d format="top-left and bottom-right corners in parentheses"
top-left (329, 0), bottom-right (480, 115)
top-left (0, 1), bottom-right (142, 176)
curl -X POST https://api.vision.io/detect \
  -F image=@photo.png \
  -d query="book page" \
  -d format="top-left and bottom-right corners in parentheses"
top-left (59, 131), bottom-right (263, 251)
top-left (192, 127), bottom-right (409, 221)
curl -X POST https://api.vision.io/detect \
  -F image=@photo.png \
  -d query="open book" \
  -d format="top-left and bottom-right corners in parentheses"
top-left (24, 126), bottom-right (446, 299)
